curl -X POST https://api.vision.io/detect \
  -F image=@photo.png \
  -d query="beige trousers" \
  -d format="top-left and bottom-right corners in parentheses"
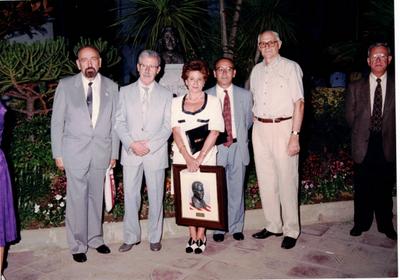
top-left (252, 119), bottom-right (300, 238)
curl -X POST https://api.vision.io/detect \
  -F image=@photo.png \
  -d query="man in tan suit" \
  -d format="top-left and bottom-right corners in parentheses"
top-left (345, 43), bottom-right (396, 240)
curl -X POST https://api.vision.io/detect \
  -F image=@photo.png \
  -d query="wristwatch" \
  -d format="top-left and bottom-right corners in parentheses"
top-left (291, 130), bottom-right (300, 136)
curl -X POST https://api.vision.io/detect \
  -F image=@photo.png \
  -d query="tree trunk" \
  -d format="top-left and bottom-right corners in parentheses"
top-left (226, 0), bottom-right (242, 59)
top-left (220, 0), bottom-right (228, 56)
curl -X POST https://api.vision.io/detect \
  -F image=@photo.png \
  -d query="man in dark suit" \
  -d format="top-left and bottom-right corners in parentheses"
top-left (345, 42), bottom-right (396, 240)
top-left (206, 57), bottom-right (253, 242)
top-left (51, 46), bottom-right (119, 262)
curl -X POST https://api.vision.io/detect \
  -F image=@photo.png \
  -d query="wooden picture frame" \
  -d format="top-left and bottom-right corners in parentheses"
top-left (172, 164), bottom-right (228, 231)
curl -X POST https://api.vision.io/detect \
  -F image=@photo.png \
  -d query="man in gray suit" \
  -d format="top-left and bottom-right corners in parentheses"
top-left (345, 42), bottom-right (396, 240)
top-left (115, 50), bottom-right (173, 252)
top-left (206, 57), bottom-right (253, 242)
top-left (51, 46), bottom-right (119, 263)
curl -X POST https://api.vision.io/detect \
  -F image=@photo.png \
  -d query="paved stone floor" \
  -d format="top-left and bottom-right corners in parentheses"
top-left (4, 220), bottom-right (397, 279)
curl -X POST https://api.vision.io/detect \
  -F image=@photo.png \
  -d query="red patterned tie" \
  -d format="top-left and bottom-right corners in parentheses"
top-left (223, 90), bottom-right (233, 147)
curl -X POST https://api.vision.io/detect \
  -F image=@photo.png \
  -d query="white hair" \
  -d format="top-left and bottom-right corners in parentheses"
top-left (258, 30), bottom-right (281, 44)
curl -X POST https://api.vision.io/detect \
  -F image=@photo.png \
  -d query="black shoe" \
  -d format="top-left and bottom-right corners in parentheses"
top-left (350, 227), bottom-right (362, 236)
top-left (194, 237), bottom-right (207, 254)
top-left (186, 238), bottom-right (197, 253)
top-left (213, 234), bottom-right (225, 242)
top-left (96, 244), bottom-right (111, 254)
top-left (384, 230), bottom-right (397, 240)
top-left (72, 253), bottom-right (87, 263)
top-left (252, 228), bottom-right (283, 239)
top-left (233, 232), bottom-right (244, 241)
top-left (281, 237), bottom-right (297, 249)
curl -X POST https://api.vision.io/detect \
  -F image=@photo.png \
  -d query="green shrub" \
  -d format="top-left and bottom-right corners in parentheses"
top-left (9, 114), bottom-right (59, 228)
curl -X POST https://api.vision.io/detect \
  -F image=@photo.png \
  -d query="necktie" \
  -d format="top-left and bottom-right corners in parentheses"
top-left (87, 82), bottom-right (93, 119)
top-left (370, 78), bottom-right (383, 132)
top-left (222, 90), bottom-right (233, 147)
top-left (142, 87), bottom-right (149, 121)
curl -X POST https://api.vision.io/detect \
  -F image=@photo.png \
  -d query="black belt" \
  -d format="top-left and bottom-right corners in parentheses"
top-left (256, 116), bottom-right (292, 123)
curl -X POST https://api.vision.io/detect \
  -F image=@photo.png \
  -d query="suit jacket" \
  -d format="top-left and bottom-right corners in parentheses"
top-left (51, 73), bottom-right (119, 169)
top-left (114, 81), bottom-right (173, 170)
top-left (206, 85), bottom-right (253, 165)
top-left (345, 74), bottom-right (395, 163)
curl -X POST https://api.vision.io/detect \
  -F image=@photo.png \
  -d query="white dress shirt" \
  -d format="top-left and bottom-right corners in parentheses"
top-left (82, 74), bottom-right (101, 127)
top-left (369, 72), bottom-right (387, 115)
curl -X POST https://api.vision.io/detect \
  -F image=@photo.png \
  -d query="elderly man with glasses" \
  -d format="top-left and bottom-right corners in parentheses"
top-left (250, 30), bottom-right (304, 249)
top-left (115, 50), bottom-right (173, 252)
top-left (345, 43), bottom-right (396, 240)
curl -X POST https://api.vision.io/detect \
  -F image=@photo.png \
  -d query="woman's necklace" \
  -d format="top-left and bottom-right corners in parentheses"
top-left (187, 92), bottom-right (204, 102)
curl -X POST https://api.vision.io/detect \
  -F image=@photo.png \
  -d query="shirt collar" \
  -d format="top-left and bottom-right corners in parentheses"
top-left (138, 80), bottom-right (155, 92)
top-left (370, 72), bottom-right (387, 83)
top-left (216, 84), bottom-right (233, 95)
top-left (81, 73), bottom-right (100, 86)
top-left (263, 54), bottom-right (281, 69)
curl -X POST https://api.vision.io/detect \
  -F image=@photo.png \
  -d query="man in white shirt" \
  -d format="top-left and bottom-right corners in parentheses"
top-left (250, 30), bottom-right (304, 249)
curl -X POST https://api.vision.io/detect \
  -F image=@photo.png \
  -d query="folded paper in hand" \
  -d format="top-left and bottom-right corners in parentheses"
top-left (104, 166), bottom-right (116, 212)
top-left (185, 124), bottom-right (227, 154)
top-left (185, 124), bottom-right (209, 154)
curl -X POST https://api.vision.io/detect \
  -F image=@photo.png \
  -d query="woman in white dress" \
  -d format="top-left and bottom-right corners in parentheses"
top-left (171, 60), bottom-right (224, 254)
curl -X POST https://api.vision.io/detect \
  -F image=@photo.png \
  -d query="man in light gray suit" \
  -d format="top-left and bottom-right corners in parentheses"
top-left (51, 46), bottom-right (119, 263)
top-left (115, 50), bottom-right (173, 252)
top-left (206, 57), bottom-right (253, 242)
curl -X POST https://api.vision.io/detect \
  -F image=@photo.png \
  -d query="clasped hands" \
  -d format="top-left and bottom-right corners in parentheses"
top-left (130, 140), bottom-right (150, 156)
top-left (185, 153), bottom-right (204, 172)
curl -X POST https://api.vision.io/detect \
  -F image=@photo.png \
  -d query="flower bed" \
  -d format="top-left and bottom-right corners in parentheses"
top-left (15, 87), bottom-right (359, 229)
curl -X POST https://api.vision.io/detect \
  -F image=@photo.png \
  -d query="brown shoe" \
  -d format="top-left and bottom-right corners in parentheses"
top-left (118, 242), bottom-right (140, 252)
top-left (150, 242), bottom-right (162, 251)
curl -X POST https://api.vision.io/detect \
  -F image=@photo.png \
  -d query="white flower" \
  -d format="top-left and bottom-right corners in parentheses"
top-left (60, 202), bottom-right (65, 207)
top-left (34, 204), bottom-right (40, 213)
top-left (48, 203), bottom-right (53, 208)
top-left (55, 194), bottom-right (62, 201)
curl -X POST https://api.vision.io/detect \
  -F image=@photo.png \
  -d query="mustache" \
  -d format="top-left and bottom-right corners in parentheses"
top-left (84, 67), bottom-right (97, 78)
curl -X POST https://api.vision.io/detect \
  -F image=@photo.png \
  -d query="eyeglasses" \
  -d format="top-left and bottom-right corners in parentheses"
top-left (216, 67), bottom-right (234, 73)
top-left (139, 64), bottom-right (159, 70)
top-left (370, 53), bottom-right (388, 61)
top-left (258, 40), bottom-right (278, 48)
top-left (79, 57), bottom-right (100, 64)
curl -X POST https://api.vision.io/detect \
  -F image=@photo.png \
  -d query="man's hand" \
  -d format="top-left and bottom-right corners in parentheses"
top-left (55, 157), bottom-right (64, 171)
top-left (287, 135), bottom-right (300, 156)
top-left (129, 141), bottom-right (150, 156)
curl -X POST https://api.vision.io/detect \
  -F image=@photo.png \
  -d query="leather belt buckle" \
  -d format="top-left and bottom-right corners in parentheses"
top-left (256, 116), bottom-right (292, 123)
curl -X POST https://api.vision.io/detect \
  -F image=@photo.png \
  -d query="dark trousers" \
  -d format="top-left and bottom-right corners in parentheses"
top-left (353, 132), bottom-right (395, 233)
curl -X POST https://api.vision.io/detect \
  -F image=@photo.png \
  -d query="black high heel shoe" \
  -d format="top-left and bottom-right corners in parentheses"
top-left (186, 237), bottom-right (197, 253)
top-left (194, 236), bottom-right (207, 254)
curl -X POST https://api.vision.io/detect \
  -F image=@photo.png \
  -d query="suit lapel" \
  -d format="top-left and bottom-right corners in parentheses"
top-left (73, 74), bottom-right (93, 121)
top-left (384, 75), bottom-right (394, 112)
top-left (383, 75), bottom-right (394, 121)
top-left (132, 82), bottom-right (144, 125)
top-left (232, 86), bottom-right (241, 131)
top-left (361, 78), bottom-right (371, 116)
top-left (97, 75), bottom-right (107, 126)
